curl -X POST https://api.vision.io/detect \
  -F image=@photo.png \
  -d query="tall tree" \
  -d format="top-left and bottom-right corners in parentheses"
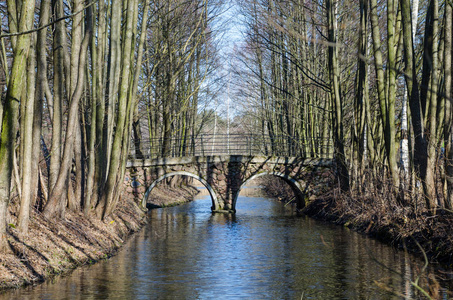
top-left (444, 0), bottom-right (453, 209)
top-left (43, 0), bottom-right (91, 219)
top-left (0, 0), bottom-right (35, 250)
top-left (327, 0), bottom-right (349, 191)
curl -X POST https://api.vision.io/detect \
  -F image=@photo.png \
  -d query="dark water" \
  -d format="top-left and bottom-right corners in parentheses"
top-left (2, 195), bottom-right (452, 299)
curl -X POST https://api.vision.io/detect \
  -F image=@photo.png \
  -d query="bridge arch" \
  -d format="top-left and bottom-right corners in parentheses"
top-left (232, 171), bottom-right (305, 210)
top-left (141, 171), bottom-right (220, 210)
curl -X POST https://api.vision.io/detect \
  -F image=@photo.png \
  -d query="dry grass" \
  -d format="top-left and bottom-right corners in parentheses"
top-left (0, 179), bottom-right (201, 292)
top-left (147, 183), bottom-right (200, 208)
top-left (0, 181), bottom-right (203, 292)
top-left (258, 173), bottom-right (453, 266)
top-left (303, 189), bottom-right (453, 267)
top-left (1, 199), bottom-right (147, 291)
top-left (254, 176), bottom-right (296, 202)
top-left (0, 193), bottom-right (146, 292)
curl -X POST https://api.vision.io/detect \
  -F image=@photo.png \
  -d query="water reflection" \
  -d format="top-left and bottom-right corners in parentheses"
top-left (1, 195), bottom-right (452, 299)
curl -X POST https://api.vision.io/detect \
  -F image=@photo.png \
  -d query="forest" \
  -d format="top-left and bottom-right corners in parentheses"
top-left (0, 0), bottom-right (452, 267)
top-left (0, 0), bottom-right (223, 252)
top-left (233, 0), bottom-right (453, 210)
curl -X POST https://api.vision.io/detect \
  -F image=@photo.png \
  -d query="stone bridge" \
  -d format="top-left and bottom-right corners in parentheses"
top-left (125, 156), bottom-right (334, 213)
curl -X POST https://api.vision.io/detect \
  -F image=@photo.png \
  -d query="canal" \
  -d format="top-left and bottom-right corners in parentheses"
top-left (1, 192), bottom-right (452, 299)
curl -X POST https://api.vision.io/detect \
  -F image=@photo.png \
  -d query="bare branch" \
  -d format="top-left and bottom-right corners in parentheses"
top-left (0, 0), bottom-right (97, 39)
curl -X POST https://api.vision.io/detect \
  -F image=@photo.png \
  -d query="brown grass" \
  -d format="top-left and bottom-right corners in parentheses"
top-left (0, 195), bottom-right (146, 292)
top-left (0, 182), bottom-right (199, 292)
top-left (147, 183), bottom-right (200, 208)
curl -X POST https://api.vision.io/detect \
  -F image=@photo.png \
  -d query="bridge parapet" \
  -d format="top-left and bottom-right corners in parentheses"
top-left (130, 134), bottom-right (333, 159)
top-left (125, 155), bottom-right (335, 213)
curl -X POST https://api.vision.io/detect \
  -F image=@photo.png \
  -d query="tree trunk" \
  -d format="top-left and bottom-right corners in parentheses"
top-left (97, 0), bottom-right (139, 218)
top-left (17, 34), bottom-right (36, 233)
top-left (400, 0), bottom-right (428, 205)
top-left (30, 0), bottom-right (51, 211)
top-left (327, 0), bottom-right (349, 191)
top-left (84, 2), bottom-right (98, 214)
top-left (444, 0), bottom-right (453, 209)
top-left (43, 30), bottom-right (91, 219)
top-left (90, 0), bottom-right (108, 213)
top-left (424, 0), bottom-right (440, 210)
top-left (354, 0), bottom-right (368, 189)
top-left (0, 0), bottom-right (35, 251)
top-left (48, 0), bottom-right (65, 194)
top-left (104, 0), bottom-right (123, 176)
top-left (385, 0), bottom-right (399, 188)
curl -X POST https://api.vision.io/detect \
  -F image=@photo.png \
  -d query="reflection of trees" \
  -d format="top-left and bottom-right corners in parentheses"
top-left (12, 198), bottom-right (448, 298)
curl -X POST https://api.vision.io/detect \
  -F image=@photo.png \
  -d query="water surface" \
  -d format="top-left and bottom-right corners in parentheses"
top-left (1, 195), bottom-right (451, 299)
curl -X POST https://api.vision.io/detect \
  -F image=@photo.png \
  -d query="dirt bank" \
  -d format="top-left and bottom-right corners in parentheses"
top-left (303, 192), bottom-right (453, 267)
top-left (256, 175), bottom-right (453, 297)
top-left (256, 176), bottom-right (453, 267)
top-left (0, 184), bottom-right (198, 293)
top-left (146, 184), bottom-right (200, 208)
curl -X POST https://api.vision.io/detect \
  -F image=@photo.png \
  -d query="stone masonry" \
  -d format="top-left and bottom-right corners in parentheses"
top-left (125, 156), bottom-right (334, 213)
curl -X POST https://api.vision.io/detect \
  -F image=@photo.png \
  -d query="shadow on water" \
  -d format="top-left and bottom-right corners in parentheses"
top-left (209, 211), bottom-right (237, 225)
top-left (146, 203), bottom-right (161, 209)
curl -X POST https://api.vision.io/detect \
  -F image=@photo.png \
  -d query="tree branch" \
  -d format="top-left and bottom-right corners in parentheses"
top-left (0, 0), bottom-right (97, 39)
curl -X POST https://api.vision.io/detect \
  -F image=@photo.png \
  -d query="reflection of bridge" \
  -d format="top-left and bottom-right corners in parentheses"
top-left (126, 135), bottom-right (334, 213)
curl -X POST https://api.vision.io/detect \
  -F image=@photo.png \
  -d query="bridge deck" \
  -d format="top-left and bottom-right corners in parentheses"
top-left (129, 134), bottom-right (333, 160)
top-left (127, 155), bottom-right (333, 168)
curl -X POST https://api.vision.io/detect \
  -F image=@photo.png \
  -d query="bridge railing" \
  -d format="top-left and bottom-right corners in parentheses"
top-left (129, 134), bottom-right (333, 159)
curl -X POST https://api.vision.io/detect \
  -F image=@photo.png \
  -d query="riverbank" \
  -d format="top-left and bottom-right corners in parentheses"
top-left (0, 197), bottom-right (146, 292)
top-left (146, 184), bottom-right (200, 208)
top-left (303, 191), bottom-right (453, 267)
top-left (256, 176), bottom-right (453, 267)
top-left (0, 184), bottom-right (198, 293)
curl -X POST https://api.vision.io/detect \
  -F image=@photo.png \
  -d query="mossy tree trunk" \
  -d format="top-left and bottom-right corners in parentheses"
top-left (0, 0), bottom-right (35, 251)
